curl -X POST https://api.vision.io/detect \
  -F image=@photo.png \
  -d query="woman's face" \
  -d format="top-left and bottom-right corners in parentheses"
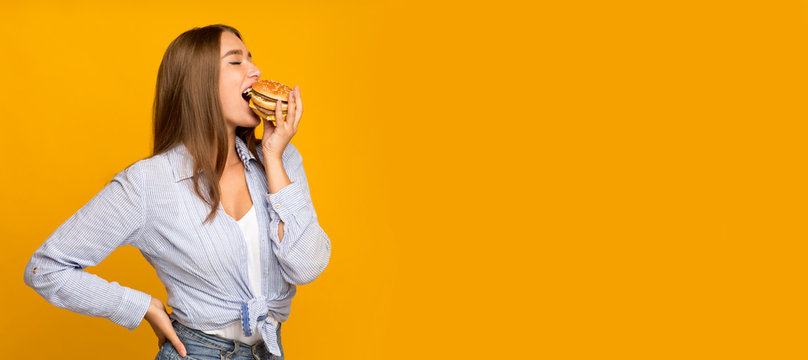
top-left (219, 31), bottom-right (262, 130)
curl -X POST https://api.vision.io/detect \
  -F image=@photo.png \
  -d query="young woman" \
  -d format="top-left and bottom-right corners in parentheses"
top-left (23, 24), bottom-right (331, 360)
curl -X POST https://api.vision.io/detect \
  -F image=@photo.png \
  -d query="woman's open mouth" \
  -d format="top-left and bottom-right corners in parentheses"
top-left (241, 89), bottom-right (253, 103)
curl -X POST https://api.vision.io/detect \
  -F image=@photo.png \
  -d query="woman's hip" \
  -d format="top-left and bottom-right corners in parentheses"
top-left (154, 318), bottom-right (283, 360)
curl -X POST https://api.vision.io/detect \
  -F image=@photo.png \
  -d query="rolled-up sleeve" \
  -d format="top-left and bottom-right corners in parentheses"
top-left (265, 144), bottom-right (332, 285)
top-left (23, 162), bottom-right (152, 330)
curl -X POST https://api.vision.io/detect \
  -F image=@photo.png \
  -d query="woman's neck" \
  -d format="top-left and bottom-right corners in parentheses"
top-left (224, 125), bottom-right (241, 168)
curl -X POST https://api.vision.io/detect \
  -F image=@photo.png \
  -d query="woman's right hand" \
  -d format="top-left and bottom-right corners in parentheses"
top-left (261, 85), bottom-right (302, 160)
top-left (145, 296), bottom-right (187, 358)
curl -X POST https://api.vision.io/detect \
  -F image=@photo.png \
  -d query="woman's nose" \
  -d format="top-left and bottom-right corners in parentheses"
top-left (249, 64), bottom-right (262, 79)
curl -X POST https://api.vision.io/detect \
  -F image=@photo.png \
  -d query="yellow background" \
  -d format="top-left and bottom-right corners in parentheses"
top-left (1, 0), bottom-right (807, 358)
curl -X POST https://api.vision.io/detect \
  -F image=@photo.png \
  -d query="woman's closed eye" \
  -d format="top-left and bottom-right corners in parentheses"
top-left (229, 61), bottom-right (241, 65)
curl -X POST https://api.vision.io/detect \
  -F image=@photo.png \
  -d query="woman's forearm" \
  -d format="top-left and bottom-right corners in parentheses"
top-left (264, 155), bottom-right (292, 194)
top-left (144, 296), bottom-right (164, 322)
top-left (264, 155), bottom-right (291, 242)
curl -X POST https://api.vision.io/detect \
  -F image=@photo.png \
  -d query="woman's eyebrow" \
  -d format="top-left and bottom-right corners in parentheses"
top-left (222, 49), bottom-right (252, 59)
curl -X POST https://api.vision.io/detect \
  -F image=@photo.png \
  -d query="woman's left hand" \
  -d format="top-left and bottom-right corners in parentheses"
top-left (261, 85), bottom-right (302, 160)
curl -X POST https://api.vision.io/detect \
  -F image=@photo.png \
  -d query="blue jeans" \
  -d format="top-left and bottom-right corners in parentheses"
top-left (154, 318), bottom-right (283, 360)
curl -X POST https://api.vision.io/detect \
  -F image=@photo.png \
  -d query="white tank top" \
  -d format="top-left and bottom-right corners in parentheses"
top-left (202, 205), bottom-right (264, 344)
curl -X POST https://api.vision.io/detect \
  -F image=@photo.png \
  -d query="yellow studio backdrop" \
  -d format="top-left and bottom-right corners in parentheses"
top-left (1, 0), bottom-right (807, 359)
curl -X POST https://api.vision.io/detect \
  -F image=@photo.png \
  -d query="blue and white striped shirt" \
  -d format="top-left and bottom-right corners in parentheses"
top-left (22, 136), bottom-right (331, 357)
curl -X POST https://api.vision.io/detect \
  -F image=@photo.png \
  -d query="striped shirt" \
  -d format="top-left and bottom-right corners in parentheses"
top-left (22, 136), bottom-right (331, 357)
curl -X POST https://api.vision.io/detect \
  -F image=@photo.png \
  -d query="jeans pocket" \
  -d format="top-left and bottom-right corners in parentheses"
top-left (154, 341), bottom-right (174, 360)
top-left (174, 333), bottom-right (225, 360)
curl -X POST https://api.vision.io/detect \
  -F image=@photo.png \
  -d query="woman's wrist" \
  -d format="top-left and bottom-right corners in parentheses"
top-left (261, 141), bottom-right (287, 163)
top-left (262, 149), bottom-right (282, 164)
top-left (145, 297), bottom-right (162, 321)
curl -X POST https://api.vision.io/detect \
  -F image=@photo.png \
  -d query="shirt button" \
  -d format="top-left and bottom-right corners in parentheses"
top-left (33, 267), bottom-right (37, 274)
top-left (274, 203), bottom-right (281, 209)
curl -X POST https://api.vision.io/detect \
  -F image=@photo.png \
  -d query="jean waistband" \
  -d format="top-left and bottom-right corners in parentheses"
top-left (171, 318), bottom-right (266, 357)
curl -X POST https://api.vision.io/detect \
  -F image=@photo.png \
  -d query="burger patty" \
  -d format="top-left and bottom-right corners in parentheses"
top-left (253, 103), bottom-right (288, 117)
top-left (252, 91), bottom-right (288, 103)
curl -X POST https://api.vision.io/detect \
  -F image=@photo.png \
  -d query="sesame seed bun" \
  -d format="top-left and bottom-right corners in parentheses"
top-left (252, 79), bottom-right (293, 102)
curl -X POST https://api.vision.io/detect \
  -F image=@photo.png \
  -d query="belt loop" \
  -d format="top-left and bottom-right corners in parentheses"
top-left (222, 340), bottom-right (238, 360)
top-left (251, 342), bottom-right (263, 360)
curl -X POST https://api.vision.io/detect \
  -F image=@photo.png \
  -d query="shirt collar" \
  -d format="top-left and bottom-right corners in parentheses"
top-left (234, 135), bottom-right (256, 165)
top-left (169, 136), bottom-right (256, 182)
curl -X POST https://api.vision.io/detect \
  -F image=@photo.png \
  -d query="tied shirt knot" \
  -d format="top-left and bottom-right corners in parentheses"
top-left (240, 289), bottom-right (296, 357)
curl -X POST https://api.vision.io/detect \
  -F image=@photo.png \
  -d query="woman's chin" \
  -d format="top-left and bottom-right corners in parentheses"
top-left (239, 115), bottom-right (261, 128)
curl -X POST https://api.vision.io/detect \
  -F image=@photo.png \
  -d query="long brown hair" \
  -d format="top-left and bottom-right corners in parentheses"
top-left (152, 24), bottom-right (264, 224)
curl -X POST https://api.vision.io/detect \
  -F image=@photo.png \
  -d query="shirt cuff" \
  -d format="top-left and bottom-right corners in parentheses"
top-left (265, 181), bottom-right (309, 223)
top-left (109, 284), bottom-right (152, 330)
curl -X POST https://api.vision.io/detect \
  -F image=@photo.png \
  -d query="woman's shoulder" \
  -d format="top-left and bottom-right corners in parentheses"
top-left (115, 150), bottom-right (177, 184)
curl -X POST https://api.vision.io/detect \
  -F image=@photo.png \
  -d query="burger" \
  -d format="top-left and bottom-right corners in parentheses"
top-left (241, 79), bottom-right (291, 124)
